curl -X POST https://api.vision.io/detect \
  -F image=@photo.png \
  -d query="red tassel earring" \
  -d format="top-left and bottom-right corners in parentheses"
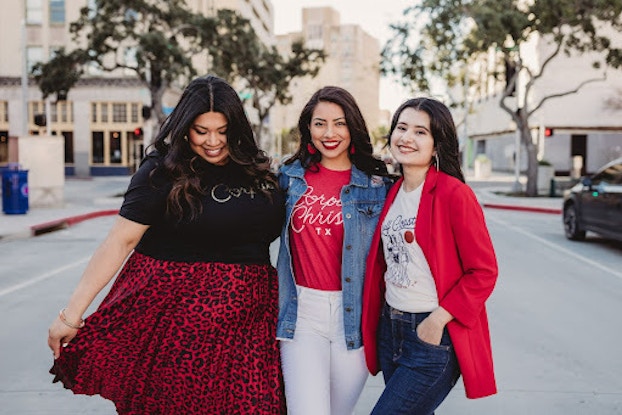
top-left (307, 143), bottom-right (317, 155)
top-left (349, 145), bottom-right (355, 155)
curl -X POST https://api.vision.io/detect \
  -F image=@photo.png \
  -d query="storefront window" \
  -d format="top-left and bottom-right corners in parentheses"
top-left (92, 131), bottom-right (104, 163)
top-left (109, 131), bottom-right (122, 164)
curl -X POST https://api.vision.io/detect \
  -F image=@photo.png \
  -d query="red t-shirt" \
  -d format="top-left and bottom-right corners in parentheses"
top-left (289, 164), bottom-right (351, 290)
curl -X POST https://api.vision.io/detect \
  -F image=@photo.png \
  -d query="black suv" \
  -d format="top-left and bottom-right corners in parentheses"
top-left (563, 157), bottom-right (622, 242)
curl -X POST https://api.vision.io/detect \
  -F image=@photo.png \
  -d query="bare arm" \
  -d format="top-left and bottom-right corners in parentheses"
top-left (48, 216), bottom-right (149, 358)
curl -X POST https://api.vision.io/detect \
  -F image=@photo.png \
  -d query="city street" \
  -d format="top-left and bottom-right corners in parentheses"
top-left (1, 199), bottom-right (622, 414)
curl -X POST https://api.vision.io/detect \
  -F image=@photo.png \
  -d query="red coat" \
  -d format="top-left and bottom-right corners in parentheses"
top-left (362, 167), bottom-right (498, 399)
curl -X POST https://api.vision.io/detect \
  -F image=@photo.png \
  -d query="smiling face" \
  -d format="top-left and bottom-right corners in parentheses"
top-left (390, 107), bottom-right (436, 172)
top-left (309, 101), bottom-right (352, 170)
top-left (188, 111), bottom-right (230, 166)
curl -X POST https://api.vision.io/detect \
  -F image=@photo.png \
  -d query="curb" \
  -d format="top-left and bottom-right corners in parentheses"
top-left (6, 203), bottom-right (561, 241)
top-left (30, 209), bottom-right (120, 236)
top-left (482, 203), bottom-right (562, 215)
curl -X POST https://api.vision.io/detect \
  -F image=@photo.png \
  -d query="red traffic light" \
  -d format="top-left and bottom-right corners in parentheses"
top-left (133, 127), bottom-right (143, 137)
top-left (544, 127), bottom-right (554, 137)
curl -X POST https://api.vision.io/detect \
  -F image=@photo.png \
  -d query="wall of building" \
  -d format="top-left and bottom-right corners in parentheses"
top-left (0, 0), bottom-right (278, 175)
top-left (271, 7), bottom-right (381, 159)
top-left (464, 30), bottom-right (622, 175)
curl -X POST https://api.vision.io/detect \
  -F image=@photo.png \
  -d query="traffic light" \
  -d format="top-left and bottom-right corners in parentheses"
top-left (133, 127), bottom-right (143, 138)
top-left (34, 113), bottom-right (46, 127)
top-left (142, 106), bottom-right (151, 119)
top-left (544, 128), bottom-right (554, 137)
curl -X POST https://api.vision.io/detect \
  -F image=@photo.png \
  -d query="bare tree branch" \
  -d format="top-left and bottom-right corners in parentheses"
top-left (528, 72), bottom-right (607, 117)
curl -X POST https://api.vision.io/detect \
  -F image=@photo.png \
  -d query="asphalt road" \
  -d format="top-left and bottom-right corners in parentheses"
top-left (1, 205), bottom-right (621, 414)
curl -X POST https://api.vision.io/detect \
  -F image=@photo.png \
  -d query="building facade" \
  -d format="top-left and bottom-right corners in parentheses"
top-left (0, 0), bottom-right (274, 176)
top-left (463, 31), bottom-right (622, 176)
top-left (271, 7), bottom-right (381, 159)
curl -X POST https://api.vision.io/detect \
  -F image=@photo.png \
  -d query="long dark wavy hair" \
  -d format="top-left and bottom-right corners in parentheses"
top-left (388, 97), bottom-right (465, 183)
top-left (284, 86), bottom-right (389, 177)
top-left (149, 75), bottom-right (276, 220)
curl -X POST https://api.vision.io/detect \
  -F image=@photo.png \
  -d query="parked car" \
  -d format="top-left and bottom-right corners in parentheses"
top-left (563, 157), bottom-right (622, 241)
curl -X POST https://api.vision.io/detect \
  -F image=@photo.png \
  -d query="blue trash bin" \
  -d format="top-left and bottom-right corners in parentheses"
top-left (2, 167), bottom-right (29, 214)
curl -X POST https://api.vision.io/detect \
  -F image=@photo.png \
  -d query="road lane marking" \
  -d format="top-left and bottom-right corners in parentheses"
top-left (489, 216), bottom-right (622, 281)
top-left (0, 257), bottom-right (90, 298)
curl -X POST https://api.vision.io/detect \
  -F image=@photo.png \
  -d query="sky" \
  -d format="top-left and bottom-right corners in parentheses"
top-left (270, 0), bottom-right (412, 111)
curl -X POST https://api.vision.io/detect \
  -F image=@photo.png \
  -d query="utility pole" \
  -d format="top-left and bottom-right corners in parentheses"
top-left (43, 0), bottom-right (52, 136)
top-left (461, 72), bottom-right (469, 170)
top-left (21, 20), bottom-right (28, 136)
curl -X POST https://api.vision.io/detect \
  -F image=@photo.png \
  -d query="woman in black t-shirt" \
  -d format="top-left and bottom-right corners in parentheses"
top-left (47, 75), bottom-right (286, 414)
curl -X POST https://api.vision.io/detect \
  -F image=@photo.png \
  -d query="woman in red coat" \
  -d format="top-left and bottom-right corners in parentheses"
top-left (362, 97), bottom-right (498, 414)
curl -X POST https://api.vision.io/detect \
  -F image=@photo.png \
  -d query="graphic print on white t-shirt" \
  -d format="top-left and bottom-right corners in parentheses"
top-left (381, 184), bottom-right (430, 289)
top-left (381, 184), bottom-right (439, 312)
top-left (382, 211), bottom-right (415, 288)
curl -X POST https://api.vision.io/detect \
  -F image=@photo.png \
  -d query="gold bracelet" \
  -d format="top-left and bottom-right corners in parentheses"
top-left (59, 308), bottom-right (85, 329)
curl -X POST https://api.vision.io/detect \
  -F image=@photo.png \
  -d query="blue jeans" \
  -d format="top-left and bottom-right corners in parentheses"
top-left (371, 303), bottom-right (461, 415)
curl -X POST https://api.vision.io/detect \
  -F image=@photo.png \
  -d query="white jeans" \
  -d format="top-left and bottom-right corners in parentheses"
top-left (280, 285), bottom-right (369, 415)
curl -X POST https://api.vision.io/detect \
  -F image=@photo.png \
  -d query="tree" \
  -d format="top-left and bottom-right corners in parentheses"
top-left (32, 2), bottom-right (324, 152)
top-left (31, 0), bottom-right (209, 140)
top-left (31, 48), bottom-right (84, 101)
top-left (206, 9), bottom-right (325, 150)
top-left (382, 0), bottom-right (622, 196)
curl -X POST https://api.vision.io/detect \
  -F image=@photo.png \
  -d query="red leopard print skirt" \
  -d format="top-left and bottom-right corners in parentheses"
top-left (50, 251), bottom-right (286, 414)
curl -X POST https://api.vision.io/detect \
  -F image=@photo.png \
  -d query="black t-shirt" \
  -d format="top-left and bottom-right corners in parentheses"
top-left (119, 154), bottom-right (285, 264)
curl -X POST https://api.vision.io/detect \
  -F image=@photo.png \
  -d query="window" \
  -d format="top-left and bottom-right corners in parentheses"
top-left (90, 102), bottom-right (142, 166)
top-left (63, 131), bottom-right (74, 163)
top-left (0, 132), bottom-right (8, 164)
top-left (131, 103), bottom-right (139, 123)
top-left (594, 161), bottom-right (622, 185)
top-left (0, 101), bottom-right (8, 123)
top-left (49, 101), bottom-right (72, 123)
top-left (60, 101), bottom-right (72, 123)
top-left (307, 25), bottom-right (323, 40)
top-left (112, 103), bottom-right (127, 123)
top-left (109, 131), bottom-right (122, 164)
top-left (92, 132), bottom-right (104, 163)
top-left (50, 0), bottom-right (65, 24)
top-left (26, 46), bottom-right (44, 73)
top-left (26, 0), bottom-right (43, 24)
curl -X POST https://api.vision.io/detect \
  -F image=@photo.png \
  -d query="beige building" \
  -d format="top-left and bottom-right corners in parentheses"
top-left (460, 30), bottom-right (622, 175)
top-left (271, 7), bottom-right (381, 158)
top-left (0, 0), bottom-right (274, 176)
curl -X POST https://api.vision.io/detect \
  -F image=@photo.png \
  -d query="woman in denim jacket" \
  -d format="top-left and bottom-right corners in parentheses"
top-left (276, 86), bottom-right (393, 415)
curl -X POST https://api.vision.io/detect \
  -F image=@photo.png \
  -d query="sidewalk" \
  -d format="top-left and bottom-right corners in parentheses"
top-left (464, 170), bottom-right (563, 214)
top-left (0, 176), bottom-right (130, 240)
top-left (0, 170), bottom-right (563, 240)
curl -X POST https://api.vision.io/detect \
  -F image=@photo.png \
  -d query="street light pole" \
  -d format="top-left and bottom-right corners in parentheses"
top-left (21, 20), bottom-right (28, 136)
top-left (43, 0), bottom-right (52, 136)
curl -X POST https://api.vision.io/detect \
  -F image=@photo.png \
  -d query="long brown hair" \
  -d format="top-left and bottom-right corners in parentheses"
top-left (149, 75), bottom-right (277, 220)
top-left (285, 86), bottom-right (389, 177)
top-left (388, 97), bottom-right (465, 182)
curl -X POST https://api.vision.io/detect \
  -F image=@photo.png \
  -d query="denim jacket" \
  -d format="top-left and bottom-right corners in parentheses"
top-left (276, 160), bottom-right (391, 350)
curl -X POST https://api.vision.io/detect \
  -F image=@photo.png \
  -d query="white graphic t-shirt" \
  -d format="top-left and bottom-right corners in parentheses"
top-left (381, 183), bottom-right (439, 313)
